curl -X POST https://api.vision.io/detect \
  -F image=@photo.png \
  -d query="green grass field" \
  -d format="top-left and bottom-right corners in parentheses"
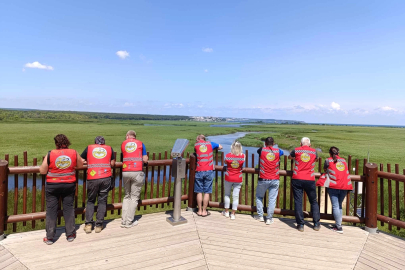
top-left (1, 119), bottom-right (405, 238)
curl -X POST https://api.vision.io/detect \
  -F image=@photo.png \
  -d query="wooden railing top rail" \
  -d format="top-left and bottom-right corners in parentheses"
top-left (7, 159), bottom-right (190, 175)
top-left (213, 165), bottom-right (365, 182)
top-left (377, 171), bottom-right (405, 183)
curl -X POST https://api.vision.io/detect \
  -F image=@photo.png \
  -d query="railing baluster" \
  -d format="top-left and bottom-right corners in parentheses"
top-left (221, 152), bottom-right (224, 203)
top-left (244, 152), bottom-right (248, 206)
top-left (23, 151), bottom-right (27, 226)
top-left (111, 151), bottom-right (117, 215)
top-left (150, 153), bottom-right (155, 201)
top-left (32, 158), bottom-right (37, 229)
top-left (82, 169), bottom-right (87, 221)
top-left (13, 155), bottom-right (18, 232)
top-left (41, 156), bottom-right (46, 222)
top-left (4, 155), bottom-right (9, 231)
top-left (317, 157), bottom-right (322, 213)
top-left (119, 153), bottom-right (123, 215)
top-left (251, 153), bottom-right (255, 215)
top-left (144, 152), bottom-right (149, 210)
top-left (395, 164), bottom-right (400, 230)
top-left (361, 159), bottom-right (366, 219)
top-left (354, 159), bottom-right (359, 218)
top-left (156, 153), bottom-right (161, 208)
top-left (289, 159), bottom-right (294, 210)
top-left (387, 163), bottom-right (392, 231)
top-left (162, 151), bottom-right (167, 208)
top-left (184, 152), bottom-right (189, 205)
top-left (379, 164), bottom-right (384, 226)
top-left (215, 150), bottom-right (219, 203)
top-left (346, 155), bottom-right (351, 215)
top-left (284, 155), bottom-right (287, 211)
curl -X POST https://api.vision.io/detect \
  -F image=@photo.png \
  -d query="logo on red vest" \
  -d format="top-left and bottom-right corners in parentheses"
top-left (92, 147), bottom-right (107, 159)
top-left (55, 155), bottom-right (71, 169)
top-left (199, 145), bottom-right (208, 153)
top-left (266, 152), bottom-right (275, 161)
top-left (90, 170), bottom-right (97, 177)
top-left (301, 153), bottom-right (310, 162)
top-left (336, 162), bottom-right (345, 171)
top-left (125, 142), bottom-right (137, 153)
top-left (231, 160), bottom-right (239, 168)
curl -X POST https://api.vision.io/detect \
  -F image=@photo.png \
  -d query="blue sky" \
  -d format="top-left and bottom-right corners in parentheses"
top-left (1, 0), bottom-right (405, 125)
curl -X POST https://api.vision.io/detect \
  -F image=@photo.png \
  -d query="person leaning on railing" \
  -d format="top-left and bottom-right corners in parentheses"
top-left (316, 146), bottom-right (353, 234)
top-left (288, 137), bottom-right (321, 232)
top-left (39, 134), bottom-right (83, 245)
top-left (80, 136), bottom-right (116, 234)
top-left (221, 140), bottom-right (245, 220)
top-left (254, 137), bottom-right (284, 225)
top-left (120, 130), bottom-right (148, 228)
top-left (194, 134), bottom-right (222, 217)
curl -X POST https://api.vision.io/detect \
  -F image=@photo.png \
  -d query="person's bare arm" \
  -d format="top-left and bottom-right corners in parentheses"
top-left (142, 155), bottom-right (149, 163)
top-left (217, 144), bottom-right (223, 150)
top-left (288, 155), bottom-right (294, 160)
top-left (39, 155), bottom-right (48, 174)
top-left (76, 152), bottom-right (84, 168)
top-left (110, 159), bottom-right (116, 167)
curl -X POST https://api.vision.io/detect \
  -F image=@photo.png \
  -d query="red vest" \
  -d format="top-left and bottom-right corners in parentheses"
top-left (259, 147), bottom-right (281, 180)
top-left (225, 153), bottom-right (245, 183)
top-left (317, 156), bottom-right (352, 190)
top-left (87, 144), bottom-right (112, 180)
top-left (121, 139), bottom-right (143, 172)
top-left (292, 146), bottom-right (317, 181)
top-left (47, 149), bottom-right (77, 183)
top-left (195, 140), bottom-right (214, 171)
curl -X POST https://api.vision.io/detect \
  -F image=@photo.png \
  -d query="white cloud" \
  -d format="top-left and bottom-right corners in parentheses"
top-left (331, 102), bottom-right (341, 110)
top-left (24, 61), bottom-right (54, 70)
top-left (202, 47), bottom-right (213, 53)
top-left (116, 50), bottom-right (130, 59)
top-left (204, 69), bottom-right (208, 73)
top-left (124, 102), bottom-right (134, 107)
top-left (379, 106), bottom-right (397, 112)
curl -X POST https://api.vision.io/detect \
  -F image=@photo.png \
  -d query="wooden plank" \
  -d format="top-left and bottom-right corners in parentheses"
top-left (204, 248), bottom-right (352, 270)
top-left (162, 259), bottom-right (207, 270)
top-left (361, 249), bottom-right (405, 269)
top-left (357, 254), bottom-right (401, 270)
top-left (354, 261), bottom-right (377, 270)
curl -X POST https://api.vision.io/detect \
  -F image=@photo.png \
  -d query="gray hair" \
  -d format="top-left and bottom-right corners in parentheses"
top-left (301, 137), bottom-right (311, 146)
top-left (231, 140), bottom-right (243, 156)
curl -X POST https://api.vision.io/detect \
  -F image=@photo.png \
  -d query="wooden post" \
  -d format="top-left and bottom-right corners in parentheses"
top-left (365, 163), bottom-right (378, 234)
top-left (187, 154), bottom-right (197, 210)
top-left (0, 160), bottom-right (8, 240)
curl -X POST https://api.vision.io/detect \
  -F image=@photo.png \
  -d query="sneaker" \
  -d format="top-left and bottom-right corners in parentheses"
top-left (120, 222), bottom-right (126, 228)
top-left (254, 215), bottom-right (264, 222)
top-left (66, 233), bottom-right (76, 242)
top-left (221, 211), bottom-right (230, 218)
top-left (313, 222), bottom-right (321, 231)
top-left (297, 224), bottom-right (304, 232)
top-left (124, 220), bottom-right (138, 228)
top-left (230, 214), bottom-right (235, 220)
top-left (84, 224), bottom-right (92, 234)
top-left (43, 237), bottom-right (54, 245)
top-left (266, 218), bottom-right (274, 225)
top-left (331, 225), bottom-right (343, 234)
top-left (95, 226), bottom-right (103, 233)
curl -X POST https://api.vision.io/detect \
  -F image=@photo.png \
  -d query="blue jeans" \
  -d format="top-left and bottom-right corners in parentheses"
top-left (194, 171), bottom-right (214, 194)
top-left (224, 180), bottom-right (242, 210)
top-left (328, 188), bottom-right (348, 227)
top-left (255, 180), bottom-right (279, 219)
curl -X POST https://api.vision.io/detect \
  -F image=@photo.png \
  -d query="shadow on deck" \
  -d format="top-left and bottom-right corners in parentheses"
top-left (0, 210), bottom-right (404, 270)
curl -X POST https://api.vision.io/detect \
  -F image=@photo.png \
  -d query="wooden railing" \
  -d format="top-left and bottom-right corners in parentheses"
top-left (1, 150), bottom-right (405, 237)
top-left (0, 151), bottom-right (191, 234)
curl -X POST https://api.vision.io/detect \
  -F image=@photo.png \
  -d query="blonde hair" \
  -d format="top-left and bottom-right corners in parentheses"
top-left (231, 140), bottom-right (243, 156)
top-left (196, 134), bottom-right (205, 141)
top-left (127, 130), bottom-right (136, 138)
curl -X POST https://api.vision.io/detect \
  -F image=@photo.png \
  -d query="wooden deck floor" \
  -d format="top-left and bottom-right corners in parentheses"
top-left (0, 210), bottom-right (404, 270)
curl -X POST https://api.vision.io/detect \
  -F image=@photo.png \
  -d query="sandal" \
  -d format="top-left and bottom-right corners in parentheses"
top-left (202, 211), bottom-right (211, 217)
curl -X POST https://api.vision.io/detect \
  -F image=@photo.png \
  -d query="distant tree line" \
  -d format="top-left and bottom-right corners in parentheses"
top-left (0, 109), bottom-right (190, 122)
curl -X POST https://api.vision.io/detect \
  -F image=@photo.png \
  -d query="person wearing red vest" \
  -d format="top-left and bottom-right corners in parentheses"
top-left (39, 134), bottom-right (83, 245)
top-left (80, 136), bottom-right (116, 233)
top-left (194, 134), bottom-right (222, 217)
top-left (289, 137), bottom-right (320, 232)
top-left (120, 130), bottom-right (148, 228)
top-left (222, 141), bottom-right (245, 220)
top-left (254, 137), bottom-right (284, 225)
top-left (316, 146), bottom-right (353, 234)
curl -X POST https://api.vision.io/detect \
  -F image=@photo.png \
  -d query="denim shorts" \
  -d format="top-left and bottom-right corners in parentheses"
top-left (194, 171), bottom-right (214, 194)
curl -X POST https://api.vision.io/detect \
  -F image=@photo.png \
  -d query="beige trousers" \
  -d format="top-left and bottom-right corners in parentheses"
top-left (122, 171), bottom-right (145, 224)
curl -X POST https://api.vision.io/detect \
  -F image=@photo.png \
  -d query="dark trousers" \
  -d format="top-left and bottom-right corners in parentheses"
top-left (291, 179), bottom-right (320, 225)
top-left (85, 177), bottom-right (110, 227)
top-left (46, 183), bottom-right (76, 239)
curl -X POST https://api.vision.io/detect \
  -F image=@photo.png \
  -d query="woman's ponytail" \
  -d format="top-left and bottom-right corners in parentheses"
top-left (329, 146), bottom-right (339, 163)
